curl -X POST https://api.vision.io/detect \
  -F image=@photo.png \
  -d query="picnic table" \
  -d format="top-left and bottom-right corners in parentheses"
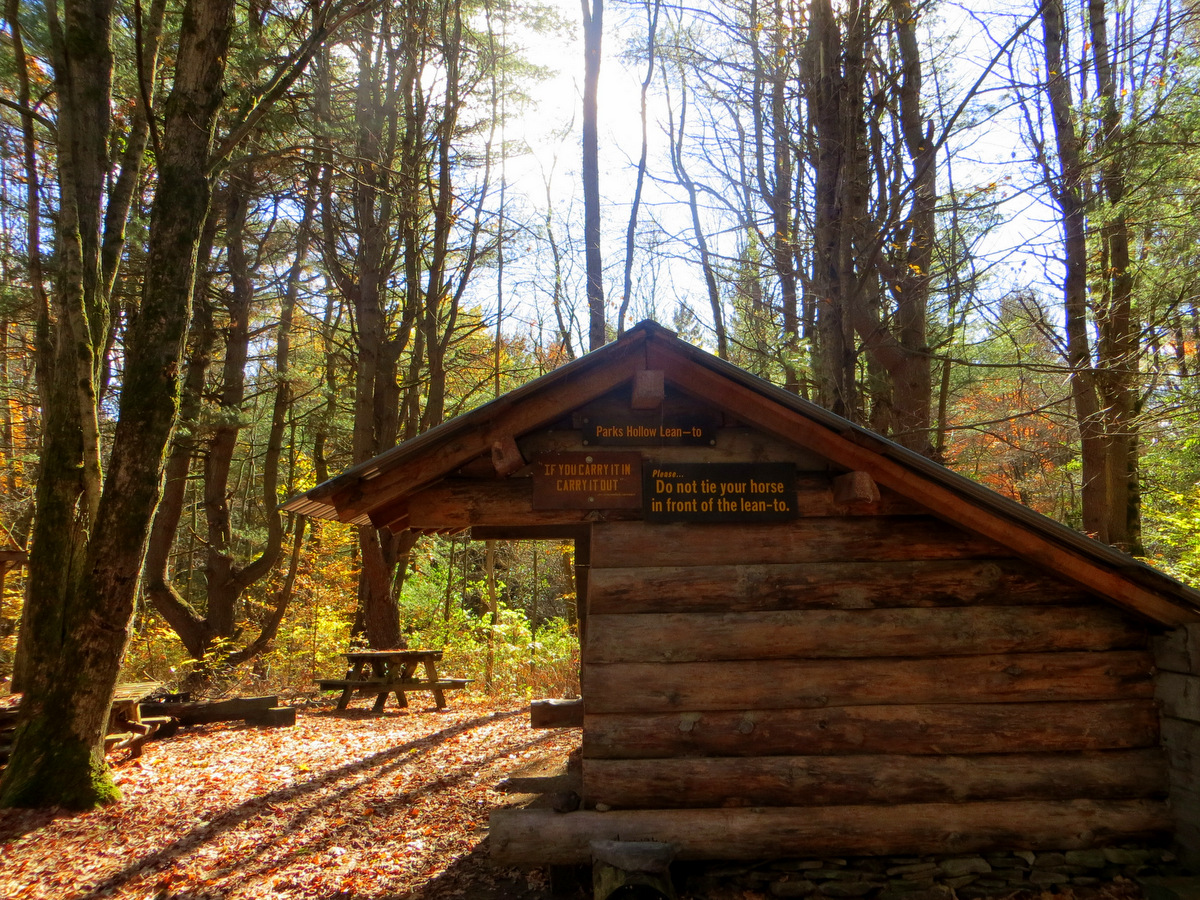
top-left (316, 650), bottom-right (470, 712)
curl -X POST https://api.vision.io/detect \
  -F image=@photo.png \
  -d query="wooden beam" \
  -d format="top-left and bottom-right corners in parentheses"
top-left (646, 343), bottom-right (1200, 626)
top-left (582, 650), bottom-right (1154, 714)
top-left (406, 479), bottom-right (590, 530)
top-left (586, 559), bottom-right (1092, 614)
top-left (519, 426), bottom-right (831, 471)
top-left (470, 525), bottom-right (591, 542)
top-left (590, 519), bottom-right (1004, 569)
top-left (491, 435), bottom-right (525, 476)
top-left (583, 749), bottom-right (1168, 810)
top-left (531, 698), bottom-right (585, 728)
top-left (329, 335), bottom-right (650, 521)
top-left (583, 606), bottom-right (1146, 664)
top-left (582, 699), bottom-right (1159, 759)
top-left (490, 799), bottom-right (1172, 864)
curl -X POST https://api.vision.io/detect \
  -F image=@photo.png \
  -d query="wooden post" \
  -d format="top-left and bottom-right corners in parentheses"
top-left (1153, 624), bottom-right (1200, 867)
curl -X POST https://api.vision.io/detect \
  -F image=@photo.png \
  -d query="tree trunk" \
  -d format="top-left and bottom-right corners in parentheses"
top-left (1041, 0), bottom-right (1108, 541)
top-left (582, 0), bottom-right (605, 351)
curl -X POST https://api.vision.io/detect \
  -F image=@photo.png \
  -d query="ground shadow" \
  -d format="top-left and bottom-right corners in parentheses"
top-left (72, 708), bottom-right (527, 900)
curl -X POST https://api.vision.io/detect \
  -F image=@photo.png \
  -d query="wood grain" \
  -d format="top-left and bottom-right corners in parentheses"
top-left (582, 749), bottom-right (1168, 809)
top-left (582, 651), bottom-right (1155, 713)
top-left (490, 799), bottom-right (1172, 864)
top-left (590, 519), bottom-right (1007, 568)
top-left (586, 559), bottom-right (1091, 613)
top-left (580, 700), bottom-right (1160, 759)
top-left (583, 606), bottom-right (1146, 663)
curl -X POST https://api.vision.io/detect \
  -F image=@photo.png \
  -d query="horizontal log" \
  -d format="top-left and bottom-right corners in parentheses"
top-left (590, 519), bottom-right (1005, 568)
top-left (581, 700), bottom-right (1160, 758)
top-left (142, 695), bottom-right (278, 726)
top-left (583, 606), bottom-right (1146, 664)
top-left (489, 799), bottom-right (1172, 864)
top-left (1156, 672), bottom-right (1200, 724)
top-left (407, 479), bottom-right (623, 529)
top-left (531, 698), bottom-right (585, 728)
top-left (583, 651), bottom-right (1155, 714)
top-left (520, 425), bottom-right (831, 471)
top-left (583, 749), bottom-right (1168, 809)
top-left (586, 559), bottom-right (1092, 614)
top-left (407, 476), bottom-right (925, 530)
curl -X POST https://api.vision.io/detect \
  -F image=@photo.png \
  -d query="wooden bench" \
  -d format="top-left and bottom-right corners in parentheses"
top-left (316, 650), bottom-right (470, 711)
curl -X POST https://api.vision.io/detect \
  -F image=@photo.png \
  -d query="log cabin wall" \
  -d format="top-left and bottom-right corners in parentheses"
top-left (1153, 624), bottom-right (1200, 867)
top-left (580, 499), bottom-right (1172, 855)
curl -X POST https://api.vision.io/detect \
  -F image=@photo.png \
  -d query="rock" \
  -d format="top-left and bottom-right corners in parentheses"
top-left (1104, 848), bottom-right (1149, 865)
top-left (1013, 851), bottom-right (1036, 866)
top-left (771, 880), bottom-right (817, 897)
top-left (1065, 850), bottom-right (1108, 869)
top-left (1072, 877), bottom-right (1103, 887)
top-left (818, 882), bottom-right (877, 898)
top-left (939, 858), bottom-right (991, 878)
top-left (1029, 870), bottom-right (1072, 885)
top-left (1034, 852), bottom-right (1067, 868)
top-left (809, 870), bottom-right (861, 881)
top-left (886, 864), bottom-right (937, 877)
top-left (881, 886), bottom-right (952, 900)
top-left (775, 861), bottom-right (827, 872)
top-left (944, 875), bottom-right (979, 889)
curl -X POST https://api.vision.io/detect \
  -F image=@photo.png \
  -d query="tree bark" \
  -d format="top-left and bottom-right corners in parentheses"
top-left (1, 0), bottom-right (236, 809)
top-left (582, 0), bottom-right (605, 351)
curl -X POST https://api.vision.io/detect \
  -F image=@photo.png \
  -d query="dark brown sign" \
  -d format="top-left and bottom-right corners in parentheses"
top-left (581, 412), bottom-right (717, 446)
top-left (644, 462), bottom-right (797, 523)
top-left (532, 452), bottom-right (643, 509)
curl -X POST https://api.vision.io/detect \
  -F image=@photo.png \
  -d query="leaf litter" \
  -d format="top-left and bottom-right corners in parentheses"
top-left (0, 698), bottom-right (577, 899)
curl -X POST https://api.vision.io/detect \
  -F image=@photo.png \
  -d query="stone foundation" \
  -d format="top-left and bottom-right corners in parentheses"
top-left (674, 847), bottom-right (1181, 899)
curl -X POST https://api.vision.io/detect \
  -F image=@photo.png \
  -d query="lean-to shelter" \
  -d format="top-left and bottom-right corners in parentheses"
top-left (283, 320), bottom-right (1200, 866)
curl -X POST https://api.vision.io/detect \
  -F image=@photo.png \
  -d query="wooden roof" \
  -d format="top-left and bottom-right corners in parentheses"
top-left (283, 320), bottom-right (1200, 627)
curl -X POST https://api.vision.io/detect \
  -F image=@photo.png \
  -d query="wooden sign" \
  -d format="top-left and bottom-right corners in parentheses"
top-left (581, 412), bottom-right (717, 446)
top-left (532, 452), bottom-right (643, 509)
top-left (644, 462), bottom-right (797, 522)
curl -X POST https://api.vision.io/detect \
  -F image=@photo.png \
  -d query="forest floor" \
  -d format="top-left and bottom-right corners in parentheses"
top-left (0, 697), bottom-right (581, 900)
top-left (0, 697), bottom-right (1163, 900)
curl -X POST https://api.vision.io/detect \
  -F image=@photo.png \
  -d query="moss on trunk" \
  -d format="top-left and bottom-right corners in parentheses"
top-left (0, 706), bottom-right (119, 810)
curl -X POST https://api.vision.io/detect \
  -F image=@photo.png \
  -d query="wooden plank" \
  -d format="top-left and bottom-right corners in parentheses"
top-left (532, 698), bottom-right (585, 728)
top-left (590, 519), bottom-right (1006, 568)
top-left (581, 700), bottom-right (1160, 759)
top-left (583, 651), bottom-right (1154, 714)
top-left (583, 749), bottom-right (1169, 809)
top-left (645, 342), bottom-right (1200, 627)
top-left (586, 558), bottom-right (1091, 614)
top-left (1156, 672), bottom-right (1200, 724)
top-left (519, 426), bottom-right (831, 470)
top-left (489, 799), bottom-right (1172, 864)
top-left (327, 334), bottom-right (652, 522)
top-left (1152, 625), bottom-right (1200, 674)
top-left (1161, 717), bottom-right (1200, 778)
top-left (584, 606), bottom-right (1146, 664)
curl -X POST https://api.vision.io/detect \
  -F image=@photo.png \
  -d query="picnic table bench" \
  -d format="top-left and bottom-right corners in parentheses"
top-left (106, 681), bottom-right (176, 758)
top-left (316, 650), bottom-right (470, 712)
